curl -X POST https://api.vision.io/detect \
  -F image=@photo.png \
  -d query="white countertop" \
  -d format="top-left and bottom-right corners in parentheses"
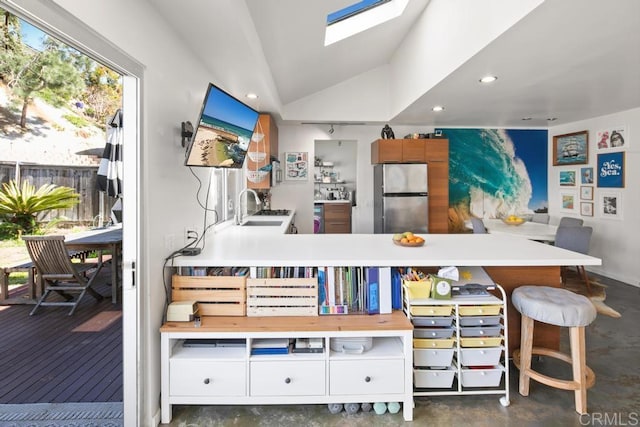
top-left (174, 221), bottom-right (602, 267)
top-left (314, 200), bottom-right (352, 204)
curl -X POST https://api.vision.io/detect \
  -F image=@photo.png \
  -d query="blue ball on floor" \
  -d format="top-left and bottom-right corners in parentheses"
top-left (373, 402), bottom-right (387, 415)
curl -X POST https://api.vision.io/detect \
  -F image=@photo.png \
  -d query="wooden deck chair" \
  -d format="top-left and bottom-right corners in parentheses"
top-left (23, 235), bottom-right (104, 316)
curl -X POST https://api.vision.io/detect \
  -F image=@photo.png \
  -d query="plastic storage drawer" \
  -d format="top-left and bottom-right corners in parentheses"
top-left (459, 336), bottom-right (503, 348)
top-left (410, 306), bottom-right (453, 316)
top-left (458, 305), bottom-right (502, 316)
top-left (458, 315), bottom-right (501, 326)
top-left (459, 347), bottom-right (503, 367)
top-left (459, 325), bottom-right (502, 337)
top-left (414, 348), bottom-right (455, 367)
top-left (414, 328), bottom-right (455, 339)
top-left (414, 367), bottom-right (456, 388)
top-left (413, 338), bottom-right (456, 349)
top-left (460, 366), bottom-right (504, 387)
top-left (412, 316), bottom-right (454, 327)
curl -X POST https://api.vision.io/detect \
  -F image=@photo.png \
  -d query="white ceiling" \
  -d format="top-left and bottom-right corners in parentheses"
top-left (151, 0), bottom-right (640, 127)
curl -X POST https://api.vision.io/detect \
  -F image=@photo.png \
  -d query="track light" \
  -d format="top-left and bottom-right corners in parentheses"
top-left (328, 124), bottom-right (335, 134)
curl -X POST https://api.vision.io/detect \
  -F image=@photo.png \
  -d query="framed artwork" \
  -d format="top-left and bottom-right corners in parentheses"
top-left (580, 202), bottom-right (593, 217)
top-left (560, 191), bottom-right (577, 213)
top-left (580, 186), bottom-right (593, 200)
top-left (596, 126), bottom-right (627, 150)
top-left (559, 170), bottom-right (576, 186)
top-left (553, 130), bottom-right (588, 166)
top-left (580, 167), bottom-right (594, 184)
top-left (597, 151), bottom-right (625, 188)
top-left (284, 152), bottom-right (308, 181)
top-left (599, 191), bottom-right (623, 220)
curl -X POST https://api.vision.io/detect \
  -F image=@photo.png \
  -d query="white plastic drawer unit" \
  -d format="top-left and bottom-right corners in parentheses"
top-left (457, 315), bottom-right (501, 327)
top-left (459, 325), bottom-right (502, 337)
top-left (170, 359), bottom-right (246, 396)
top-left (250, 360), bottom-right (325, 396)
top-left (414, 367), bottom-right (456, 389)
top-left (460, 365), bottom-right (504, 388)
top-left (414, 348), bottom-right (455, 368)
top-left (459, 347), bottom-right (503, 367)
top-left (330, 359), bottom-right (404, 395)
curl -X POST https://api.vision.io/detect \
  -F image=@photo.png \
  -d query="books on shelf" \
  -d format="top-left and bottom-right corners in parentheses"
top-left (251, 338), bottom-right (291, 355)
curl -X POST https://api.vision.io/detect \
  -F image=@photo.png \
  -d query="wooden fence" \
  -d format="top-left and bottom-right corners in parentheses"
top-left (0, 162), bottom-right (117, 225)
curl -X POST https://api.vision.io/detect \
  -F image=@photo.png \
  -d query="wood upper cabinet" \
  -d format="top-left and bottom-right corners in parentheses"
top-left (371, 139), bottom-right (425, 163)
top-left (425, 139), bottom-right (449, 234)
top-left (324, 202), bottom-right (352, 234)
top-left (247, 114), bottom-right (278, 189)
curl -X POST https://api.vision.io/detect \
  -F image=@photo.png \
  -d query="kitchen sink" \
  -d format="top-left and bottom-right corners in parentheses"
top-left (241, 220), bottom-right (283, 227)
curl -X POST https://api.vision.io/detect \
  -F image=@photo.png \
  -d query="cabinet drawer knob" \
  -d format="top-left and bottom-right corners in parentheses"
top-left (203, 378), bottom-right (211, 385)
top-left (365, 376), bottom-right (371, 383)
top-left (284, 377), bottom-right (291, 384)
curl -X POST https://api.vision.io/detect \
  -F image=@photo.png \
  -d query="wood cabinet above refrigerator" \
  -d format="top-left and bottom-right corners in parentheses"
top-left (371, 139), bottom-right (426, 163)
top-left (246, 114), bottom-right (278, 189)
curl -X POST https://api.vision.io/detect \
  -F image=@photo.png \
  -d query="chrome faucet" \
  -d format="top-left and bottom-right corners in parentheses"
top-left (235, 188), bottom-right (261, 225)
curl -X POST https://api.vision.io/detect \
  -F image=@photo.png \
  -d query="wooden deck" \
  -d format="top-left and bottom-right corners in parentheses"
top-left (0, 269), bottom-right (122, 403)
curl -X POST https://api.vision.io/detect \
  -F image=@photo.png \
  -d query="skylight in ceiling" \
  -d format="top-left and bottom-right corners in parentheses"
top-left (325, 0), bottom-right (409, 46)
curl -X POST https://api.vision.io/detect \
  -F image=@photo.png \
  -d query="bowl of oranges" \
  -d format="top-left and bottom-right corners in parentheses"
top-left (501, 215), bottom-right (526, 226)
top-left (392, 231), bottom-right (425, 247)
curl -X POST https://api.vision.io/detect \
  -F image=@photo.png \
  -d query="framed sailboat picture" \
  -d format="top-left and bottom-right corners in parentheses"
top-left (553, 130), bottom-right (588, 166)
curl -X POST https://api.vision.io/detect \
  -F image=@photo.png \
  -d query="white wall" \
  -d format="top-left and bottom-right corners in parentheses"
top-left (548, 108), bottom-right (640, 286)
top-left (272, 124), bottom-right (434, 234)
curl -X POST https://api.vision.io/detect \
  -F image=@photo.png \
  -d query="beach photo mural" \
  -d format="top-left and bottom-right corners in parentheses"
top-left (436, 128), bottom-right (548, 232)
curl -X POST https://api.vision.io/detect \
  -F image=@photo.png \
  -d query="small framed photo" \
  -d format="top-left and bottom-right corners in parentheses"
top-left (596, 126), bottom-right (627, 151)
top-left (284, 152), bottom-right (308, 181)
top-left (553, 130), bottom-right (588, 166)
top-left (560, 191), bottom-right (577, 213)
top-left (580, 186), bottom-right (593, 200)
top-left (559, 170), bottom-right (576, 186)
top-left (599, 191), bottom-right (623, 220)
top-left (597, 152), bottom-right (625, 188)
top-left (580, 167), bottom-right (594, 184)
top-left (580, 202), bottom-right (593, 217)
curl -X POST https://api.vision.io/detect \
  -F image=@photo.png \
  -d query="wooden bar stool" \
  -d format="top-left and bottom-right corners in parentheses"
top-left (512, 286), bottom-right (597, 414)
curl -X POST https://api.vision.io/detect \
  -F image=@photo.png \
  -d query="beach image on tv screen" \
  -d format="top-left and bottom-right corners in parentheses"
top-left (186, 85), bottom-right (259, 167)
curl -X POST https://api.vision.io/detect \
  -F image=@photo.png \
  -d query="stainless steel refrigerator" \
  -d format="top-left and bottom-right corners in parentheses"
top-left (374, 164), bottom-right (429, 233)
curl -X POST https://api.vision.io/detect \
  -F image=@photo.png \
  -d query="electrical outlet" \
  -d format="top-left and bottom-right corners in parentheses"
top-left (184, 227), bottom-right (198, 245)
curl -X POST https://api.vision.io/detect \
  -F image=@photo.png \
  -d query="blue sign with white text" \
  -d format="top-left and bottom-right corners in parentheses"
top-left (597, 152), bottom-right (625, 188)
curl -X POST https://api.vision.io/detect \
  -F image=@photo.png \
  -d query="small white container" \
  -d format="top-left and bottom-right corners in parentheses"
top-left (459, 347), bottom-right (503, 367)
top-left (460, 365), bottom-right (504, 387)
top-left (414, 348), bottom-right (455, 368)
top-left (414, 367), bottom-right (456, 388)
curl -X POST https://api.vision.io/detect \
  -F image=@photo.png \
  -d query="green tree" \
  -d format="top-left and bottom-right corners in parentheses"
top-left (0, 180), bottom-right (80, 237)
top-left (0, 34), bottom-right (84, 128)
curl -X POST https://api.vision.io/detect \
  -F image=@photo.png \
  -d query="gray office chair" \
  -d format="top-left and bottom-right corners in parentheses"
top-left (470, 217), bottom-right (487, 234)
top-left (531, 213), bottom-right (550, 224)
top-left (554, 226), bottom-right (593, 295)
top-left (558, 217), bottom-right (584, 228)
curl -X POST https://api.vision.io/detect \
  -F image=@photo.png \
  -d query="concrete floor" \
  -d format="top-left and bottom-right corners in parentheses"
top-left (162, 275), bottom-right (639, 427)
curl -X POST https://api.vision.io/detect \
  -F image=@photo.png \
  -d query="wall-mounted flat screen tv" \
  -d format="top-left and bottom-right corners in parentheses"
top-left (185, 83), bottom-right (259, 168)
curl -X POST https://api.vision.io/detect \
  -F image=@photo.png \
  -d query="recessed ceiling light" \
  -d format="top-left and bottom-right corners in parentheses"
top-left (479, 75), bottom-right (498, 84)
top-left (432, 106), bottom-right (445, 112)
top-left (246, 93), bottom-right (258, 99)
top-left (521, 117), bottom-right (532, 121)
top-left (547, 117), bottom-right (557, 121)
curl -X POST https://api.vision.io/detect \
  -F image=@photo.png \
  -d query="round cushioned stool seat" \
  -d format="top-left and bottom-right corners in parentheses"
top-left (512, 286), bottom-right (596, 327)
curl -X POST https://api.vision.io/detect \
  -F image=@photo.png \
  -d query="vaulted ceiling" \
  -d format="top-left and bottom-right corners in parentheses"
top-left (151, 0), bottom-right (640, 127)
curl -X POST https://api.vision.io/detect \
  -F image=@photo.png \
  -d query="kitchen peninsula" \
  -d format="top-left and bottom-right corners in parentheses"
top-left (162, 215), bottom-right (601, 422)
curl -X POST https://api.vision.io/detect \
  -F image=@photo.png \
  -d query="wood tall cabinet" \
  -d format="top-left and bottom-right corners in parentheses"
top-left (424, 139), bottom-right (449, 234)
top-left (247, 114), bottom-right (278, 189)
top-left (323, 202), bottom-right (352, 234)
top-left (371, 138), bottom-right (450, 233)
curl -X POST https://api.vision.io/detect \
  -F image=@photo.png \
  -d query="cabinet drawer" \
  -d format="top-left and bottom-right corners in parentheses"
top-left (459, 347), bottom-right (503, 367)
top-left (460, 366), bottom-right (504, 387)
top-left (459, 325), bottom-right (502, 337)
top-left (250, 360), bottom-right (325, 396)
top-left (458, 305), bottom-right (502, 316)
top-left (459, 336), bottom-right (503, 348)
top-left (330, 359), bottom-right (404, 395)
top-left (170, 360), bottom-right (245, 396)
top-left (414, 348), bottom-right (454, 367)
top-left (458, 315), bottom-right (501, 326)
top-left (413, 338), bottom-right (456, 349)
top-left (412, 316), bottom-right (453, 327)
top-left (324, 203), bottom-right (351, 218)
